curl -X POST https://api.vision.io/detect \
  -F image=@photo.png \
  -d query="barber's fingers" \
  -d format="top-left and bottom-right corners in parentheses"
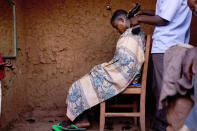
top-left (134, 10), bottom-right (143, 16)
top-left (187, 62), bottom-right (192, 81)
top-left (192, 61), bottom-right (196, 75)
top-left (183, 58), bottom-right (192, 81)
top-left (187, 60), bottom-right (195, 81)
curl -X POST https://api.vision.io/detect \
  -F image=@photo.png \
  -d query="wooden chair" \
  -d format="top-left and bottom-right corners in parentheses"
top-left (99, 35), bottom-right (151, 131)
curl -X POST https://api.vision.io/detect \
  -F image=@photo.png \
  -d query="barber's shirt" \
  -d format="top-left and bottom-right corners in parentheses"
top-left (152, 0), bottom-right (192, 53)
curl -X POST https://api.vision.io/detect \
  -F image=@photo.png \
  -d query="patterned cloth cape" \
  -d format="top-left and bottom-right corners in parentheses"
top-left (66, 28), bottom-right (145, 121)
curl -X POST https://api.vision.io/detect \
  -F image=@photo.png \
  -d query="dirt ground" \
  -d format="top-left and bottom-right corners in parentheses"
top-left (6, 107), bottom-right (154, 131)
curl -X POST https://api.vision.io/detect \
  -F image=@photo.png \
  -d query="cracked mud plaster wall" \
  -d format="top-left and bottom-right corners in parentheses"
top-left (0, 0), bottom-right (27, 128)
top-left (0, 0), bottom-right (158, 128)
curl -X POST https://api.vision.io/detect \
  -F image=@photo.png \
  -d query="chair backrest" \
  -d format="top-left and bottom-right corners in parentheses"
top-left (140, 35), bottom-right (151, 102)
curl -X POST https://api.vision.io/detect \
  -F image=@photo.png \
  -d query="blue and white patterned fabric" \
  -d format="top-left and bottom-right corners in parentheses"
top-left (66, 28), bottom-right (145, 121)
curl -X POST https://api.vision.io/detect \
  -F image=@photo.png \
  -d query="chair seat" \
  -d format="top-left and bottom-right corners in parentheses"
top-left (122, 87), bottom-right (142, 94)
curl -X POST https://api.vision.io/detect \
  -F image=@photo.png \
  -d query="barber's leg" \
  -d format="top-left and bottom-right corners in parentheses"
top-left (152, 53), bottom-right (168, 131)
top-left (184, 65), bottom-right (197, 131)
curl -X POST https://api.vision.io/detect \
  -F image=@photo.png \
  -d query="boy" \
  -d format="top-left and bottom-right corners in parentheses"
top-left (52, 10), bottom-right (145, 130)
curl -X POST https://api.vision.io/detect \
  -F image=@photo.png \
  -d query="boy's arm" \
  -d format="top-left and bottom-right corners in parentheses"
top-left (130, 15), bottom-right (168, 26)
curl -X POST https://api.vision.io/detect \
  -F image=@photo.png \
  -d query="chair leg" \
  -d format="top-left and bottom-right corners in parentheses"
top-left (133, 99), bottom-right (138, 125)
top-left (140, 104), bottom-right (145, 131)
top-left (140, 113), bottom-right (145, 131)
top-left (100, 102), bottom-right (105, 131)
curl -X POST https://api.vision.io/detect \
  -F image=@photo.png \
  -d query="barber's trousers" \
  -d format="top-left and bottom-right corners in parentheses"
top-left (152, 54), bottom-right (168, 130)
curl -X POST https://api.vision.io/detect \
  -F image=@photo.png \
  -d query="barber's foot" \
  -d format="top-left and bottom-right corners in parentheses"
top-left (179, 125), bottom-right (190, 131)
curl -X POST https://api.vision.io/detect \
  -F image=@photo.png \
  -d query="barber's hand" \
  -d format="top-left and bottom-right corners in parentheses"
top-left (134, 10), bottom-right (144, 16)
top-left (182, 47), bottom-right (197, 81)
top-left (130, 17), bottom-right (139, 26)
top-left (128, 8), bottom-right (143, 16)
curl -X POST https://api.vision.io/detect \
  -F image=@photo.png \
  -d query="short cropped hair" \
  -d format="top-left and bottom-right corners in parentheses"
top-left (110, 9), bottom-right (128, 24)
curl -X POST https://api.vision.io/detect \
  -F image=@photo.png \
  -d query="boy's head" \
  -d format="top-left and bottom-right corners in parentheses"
top-left (111, 9), bottom-right (131, 34)
top-left (188, 0), bottom-right (197, 16)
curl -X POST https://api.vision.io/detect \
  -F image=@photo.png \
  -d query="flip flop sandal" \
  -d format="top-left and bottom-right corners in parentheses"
top-left (52, 122), bottom-right (86, 131)
top-left (52, 125), bottom-right (63, 131)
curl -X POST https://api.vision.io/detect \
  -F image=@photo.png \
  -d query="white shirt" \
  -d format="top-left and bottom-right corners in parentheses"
top-left (152, 0), bottom-right (192, 53)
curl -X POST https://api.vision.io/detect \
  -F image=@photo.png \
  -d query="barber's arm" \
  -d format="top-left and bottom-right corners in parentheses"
top-left (135, 10), bottom-right (155, 16)
top-left (131, 0), bottom-right (182, 26)
top-left (130, 15), bottom-right (168, 26)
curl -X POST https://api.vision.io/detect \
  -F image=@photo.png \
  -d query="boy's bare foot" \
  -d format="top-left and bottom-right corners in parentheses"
top-left (59, 115), bottom-right (90, 128)
top-left (74, 116), bottom-right (90, 128)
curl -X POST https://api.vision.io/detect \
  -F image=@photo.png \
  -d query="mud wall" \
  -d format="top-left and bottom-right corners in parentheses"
top-left (1, 0), bottom-right (196, 128)
top-left (22, 0), bottom-right (156, 108)
top-left (0, 0), bottom-right (27, 128)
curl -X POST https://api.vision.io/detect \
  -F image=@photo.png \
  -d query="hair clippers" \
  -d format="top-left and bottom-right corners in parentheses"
top-left (127, 2), bottom-right (141, 34)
